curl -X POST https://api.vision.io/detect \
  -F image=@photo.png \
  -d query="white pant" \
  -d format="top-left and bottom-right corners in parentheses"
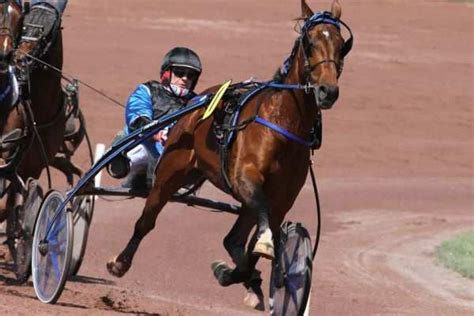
top-left (126, 144), bottom-right (152, 177)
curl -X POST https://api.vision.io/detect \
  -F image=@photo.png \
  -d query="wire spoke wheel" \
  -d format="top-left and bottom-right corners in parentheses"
top-left (69, 194), bottom-right (94, 276)
top-left (14, 178), bottom-right (44, 283)
top-left (32, 190), bottom-right (73, 304)
top-left (270, 222), bottom-right (313, 316)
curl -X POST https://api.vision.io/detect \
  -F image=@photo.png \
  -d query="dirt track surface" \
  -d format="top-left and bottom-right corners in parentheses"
top-left (1, 0), bottom-right (473, 315)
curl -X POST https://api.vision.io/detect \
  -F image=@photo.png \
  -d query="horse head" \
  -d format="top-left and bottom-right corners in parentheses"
top-left (0, 0), bottom-right (22, 175)
top-left (0, 0), bottom-right (21, 112)
top-left (288, 0), bottom-right (353, 109)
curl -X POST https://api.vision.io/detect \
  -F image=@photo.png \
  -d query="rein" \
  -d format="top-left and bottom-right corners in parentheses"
top-left (24, 53), bottom-right (126, 108)
top-left (6, 53), bottom-right (125, 188)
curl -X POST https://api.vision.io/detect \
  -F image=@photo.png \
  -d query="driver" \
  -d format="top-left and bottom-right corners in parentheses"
top-left (120, 47), bottom-right (202, 190)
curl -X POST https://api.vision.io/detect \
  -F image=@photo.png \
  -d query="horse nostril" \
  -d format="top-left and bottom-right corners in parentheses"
top-left (318, 85), bottom-right (338, 102)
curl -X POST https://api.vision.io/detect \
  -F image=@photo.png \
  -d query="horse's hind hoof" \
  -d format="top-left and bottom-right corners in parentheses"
top-left (243, 291), bottom-right (264, 311)
top-left (106, 256), bottom-right (130, 278)
top-left (253, 229), bottom-right (274, 260)
top-left (211, 260), bottom-right (233, 287)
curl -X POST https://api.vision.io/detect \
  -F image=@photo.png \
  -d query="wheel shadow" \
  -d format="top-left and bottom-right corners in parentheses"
top-left (69, 274), bottom-right (115, 286)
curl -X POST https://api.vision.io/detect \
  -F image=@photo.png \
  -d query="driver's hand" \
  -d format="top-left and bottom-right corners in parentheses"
top-left (153, 130), bottom-right (168, 143)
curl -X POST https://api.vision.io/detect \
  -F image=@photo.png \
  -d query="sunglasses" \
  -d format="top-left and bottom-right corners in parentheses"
top-left (172, 68), bottom-right (199, 80)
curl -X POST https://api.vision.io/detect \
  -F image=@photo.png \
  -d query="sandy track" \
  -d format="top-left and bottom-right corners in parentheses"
top-left (1, 0), bottom-right (473, 315)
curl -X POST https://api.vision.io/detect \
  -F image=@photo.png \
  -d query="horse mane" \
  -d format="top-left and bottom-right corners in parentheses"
top-left (272, 67), bottom-right (284, 83)
top-left (272, 37), bottom-right (301, 83)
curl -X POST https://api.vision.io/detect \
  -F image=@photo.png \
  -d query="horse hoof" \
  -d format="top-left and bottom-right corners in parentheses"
top-left (253, 229), bottom-right (274, 260)
top-left (243, 291), bottom-right (264, 310)
top-left (106, 256), bottom-right (129, 278)
top-left (14, 236), bottom-right (32, 284)
top-left (211, 260), bottom-right (233, 287)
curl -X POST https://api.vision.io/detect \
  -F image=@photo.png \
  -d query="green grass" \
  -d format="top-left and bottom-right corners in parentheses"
top-left (435, 230), bottom-right (474, 279)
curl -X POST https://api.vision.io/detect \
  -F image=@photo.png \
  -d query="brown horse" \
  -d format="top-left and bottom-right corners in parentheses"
top-left (0, 0), bottom-right (83, 281)
top-left (107, 0), bottom-right (352, 308)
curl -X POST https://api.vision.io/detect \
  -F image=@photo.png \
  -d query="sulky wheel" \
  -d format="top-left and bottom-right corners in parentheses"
top-left (13, 178), bottom-right (44, 283)
top-left (269, 222), bottom-right (313, 316)
top-left (31, 190), bottom-right (73, 304)
top-left (69, 194), bottom-right (94, 276)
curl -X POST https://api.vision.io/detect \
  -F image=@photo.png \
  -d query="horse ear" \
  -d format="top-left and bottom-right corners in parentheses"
top-left (331, 0), bottom-right (342, 19)
top-left (301, 0), bottom-right (314, 19)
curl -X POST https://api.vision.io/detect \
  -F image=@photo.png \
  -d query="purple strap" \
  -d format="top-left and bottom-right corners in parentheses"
top-left (254, 116), bottom-right (313, 147)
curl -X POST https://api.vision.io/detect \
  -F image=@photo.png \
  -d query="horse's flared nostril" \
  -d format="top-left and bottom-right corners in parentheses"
top-left (317, 84), bottom-right (339, 107)
top-left (318, 85), bottom-right (329, 101)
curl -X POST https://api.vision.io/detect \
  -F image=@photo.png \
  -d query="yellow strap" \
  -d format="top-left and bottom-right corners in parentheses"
top-left (201, 80), bottom-right (232, 120)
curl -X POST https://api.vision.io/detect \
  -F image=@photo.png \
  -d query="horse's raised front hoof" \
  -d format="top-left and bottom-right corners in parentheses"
top-left (253, 228), bottom-right (274, 260)
top-left (211, 260), bottom-right (233, 287)
top-left (106, 255), bottom-right (130, 278)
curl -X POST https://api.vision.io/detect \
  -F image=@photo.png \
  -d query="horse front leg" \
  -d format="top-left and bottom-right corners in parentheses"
top-left (234, 172), bottom-right (274, 260)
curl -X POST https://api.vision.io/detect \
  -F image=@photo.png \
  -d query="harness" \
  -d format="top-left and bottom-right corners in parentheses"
top-left (211, 81), bottom-right (322, 193)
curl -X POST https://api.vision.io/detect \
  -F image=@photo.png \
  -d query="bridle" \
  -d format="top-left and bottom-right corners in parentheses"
top-left (280, 11), bottom-right (353, 84)
top-left (0, 0), bottom-right (19, 103)
top-left (300, 11), bottom-right (353, 80)
top-left (0, 0), bottom-right (19, 52)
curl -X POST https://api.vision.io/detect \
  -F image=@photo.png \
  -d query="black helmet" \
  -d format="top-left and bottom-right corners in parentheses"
top-left (160, 47), bottom-right (202, 74)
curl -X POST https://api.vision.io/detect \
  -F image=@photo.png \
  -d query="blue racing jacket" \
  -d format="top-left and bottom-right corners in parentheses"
top-left (124, 84), bottom-right (164, 158)
top-left (124, 82), bottom-right (195, 158)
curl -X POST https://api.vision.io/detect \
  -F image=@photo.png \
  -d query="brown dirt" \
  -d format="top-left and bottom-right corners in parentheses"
top-left (1, 0), bottom-right (473, 315)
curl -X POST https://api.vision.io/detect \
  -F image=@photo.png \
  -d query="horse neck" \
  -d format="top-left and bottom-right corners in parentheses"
top-left (278, 44), bottom-right (319, 133)
top-left (0, 69), bottom-right (9, 88)
top-left (29, 33), bottom-right (63, 123)
top-left (282, 42), bottom-right (307, 86)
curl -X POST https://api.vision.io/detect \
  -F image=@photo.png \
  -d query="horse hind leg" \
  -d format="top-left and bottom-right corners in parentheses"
top-left (212, 213), bottom-right (255, 286)
top-left (106, 149), bottom-right (197, 278)
top-left (212, 212), bottom-right (264, 310)
top-left (50, 156), bottom-right (83, 186)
